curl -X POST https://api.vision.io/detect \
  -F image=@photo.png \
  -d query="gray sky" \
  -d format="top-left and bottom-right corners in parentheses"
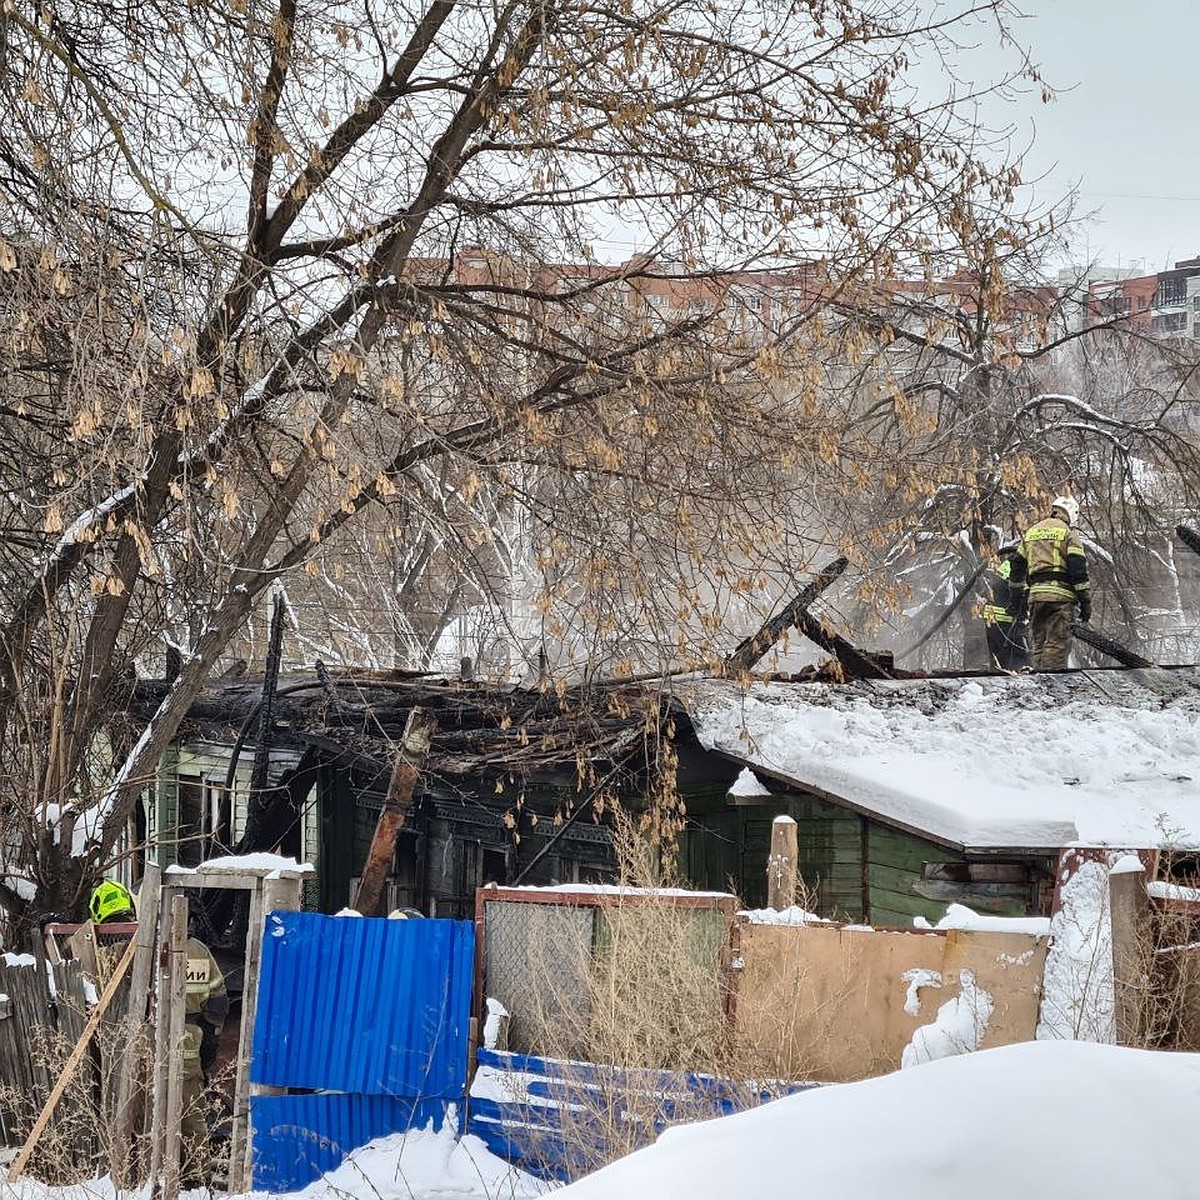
top-left (996, 1), bottom-right (1197, 271)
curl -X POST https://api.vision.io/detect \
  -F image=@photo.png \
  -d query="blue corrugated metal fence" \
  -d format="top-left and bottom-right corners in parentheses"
top-left (250, 912), bottom-right (475, 1191)
top-left (467, 1047), bottom-right (820, 1180)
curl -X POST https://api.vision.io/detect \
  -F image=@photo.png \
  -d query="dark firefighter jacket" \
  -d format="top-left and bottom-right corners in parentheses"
top-left (982, 555), bottom-right (1021, 626)
top-left (1011, 516), bottom-right (1090, 606)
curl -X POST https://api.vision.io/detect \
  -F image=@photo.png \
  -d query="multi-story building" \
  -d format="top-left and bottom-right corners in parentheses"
top-left (1087, 271), bottom-right (1157, 332)
top-left (1086, 256), bottom-right (1200, 338)
top-left (1150, 257), bottom-right (1200, 339)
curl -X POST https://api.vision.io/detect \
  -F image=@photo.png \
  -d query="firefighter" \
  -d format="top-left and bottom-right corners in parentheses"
top-left (1011, 495), bottom-right (1091, 671)
top-left (180, 925), bottom-right (228, 1186)
top-left (89, 881), bottom-right (228, 1186)
top-left (88, 878), bottom-right (137, 925)
top-left (982, 542), bottom-right (1028, 672)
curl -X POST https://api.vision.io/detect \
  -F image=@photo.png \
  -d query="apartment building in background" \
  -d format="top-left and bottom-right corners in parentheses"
top-left (1086, 256), bottom-right (1200, 338)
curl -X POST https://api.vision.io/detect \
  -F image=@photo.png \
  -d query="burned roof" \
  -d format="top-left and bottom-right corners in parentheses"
top-left (143, 669), bottom-right (662, 786)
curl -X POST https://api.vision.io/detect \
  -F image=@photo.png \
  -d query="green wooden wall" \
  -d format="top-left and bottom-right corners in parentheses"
top-left (679, 787), bottom-right (986, 925)
top-left (865, 824), bottom-right (963, 927)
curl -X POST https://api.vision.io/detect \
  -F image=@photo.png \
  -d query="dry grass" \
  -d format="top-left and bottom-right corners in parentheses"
top-left (503, 811), bottom-right (808, 1180)
top-left (1126, 880), bottom-right (1200, 1051)
top-left (0, 993), bottom-right (232, 1192)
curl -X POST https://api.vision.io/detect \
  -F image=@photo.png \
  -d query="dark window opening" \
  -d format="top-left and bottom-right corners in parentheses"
top-left (177, 775), bottom-right (205, 867)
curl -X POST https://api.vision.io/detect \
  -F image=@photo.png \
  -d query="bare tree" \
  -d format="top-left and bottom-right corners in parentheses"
top-left (0, 0), bottom-right (1042, 920)
top-left (811, 194), bottom-right (1200, 668)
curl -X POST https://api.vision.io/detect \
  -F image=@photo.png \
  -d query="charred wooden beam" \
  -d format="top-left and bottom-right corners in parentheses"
top-left (1071, 622), bottom-right (1154, 670)
top-left (1176, 523), bottom-right (1200, 559)
top-left (792, 608), bottom-right (892, 680)
top-left (725, 557), bottom-right (848, 674)
top-left (353, 707), bottom-right (438, 916)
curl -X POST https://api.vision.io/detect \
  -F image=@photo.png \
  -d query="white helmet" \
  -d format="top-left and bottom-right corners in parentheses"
top-left (1051, 495), bottom-right (1080, 525)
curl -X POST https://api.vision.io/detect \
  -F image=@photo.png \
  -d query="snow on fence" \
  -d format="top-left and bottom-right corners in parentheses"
top-left (467, 1046), bottom-right (817, 1180)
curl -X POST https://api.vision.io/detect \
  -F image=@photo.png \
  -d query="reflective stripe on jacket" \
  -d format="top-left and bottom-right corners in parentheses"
top-left (184, 937), bottom-right (224, 1016)
top-left (182, 937), bottom-right (227, 1065)
top-left (983, 557), bottom-right (1019, 625)
top-left (1012, 517), bottom-right (1090, 604)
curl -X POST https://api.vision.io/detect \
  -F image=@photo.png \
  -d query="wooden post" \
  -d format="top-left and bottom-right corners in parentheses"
top-left (160, 893), bottom-right (189, 1200)
top-left (228, 881), bottom-right (266, 1195)
top-left (353, 707), bottom-right (437, 915)
top-left (66, 922), bottom-right (101, 985)
top-left (114, 863), bottom-right (161, 1186)
top-left (1110, 859), bottom-right (1149, 1046)
top-left (767, 815), bottom-right (798, 911)
top-left (238, 873), bottom-right (303, 1191)
top-left (147, 884), bottom-right (175, 1191)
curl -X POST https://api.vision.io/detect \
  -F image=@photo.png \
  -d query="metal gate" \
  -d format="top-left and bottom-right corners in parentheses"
top-left (250, 911), bottom-right (475, 1191)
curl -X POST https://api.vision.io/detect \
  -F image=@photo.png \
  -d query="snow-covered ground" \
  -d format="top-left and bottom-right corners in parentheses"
top-left (551, 1041), bottom-right (1200, 1199)
top-left (8, 1122), bottom-right (545, 1200)
top-left (15, 1042), bottom-right (1200, 1199)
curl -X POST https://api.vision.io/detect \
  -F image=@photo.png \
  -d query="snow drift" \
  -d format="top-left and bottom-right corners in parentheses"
top-left (553, 1041), bottom-right (1200, 1200)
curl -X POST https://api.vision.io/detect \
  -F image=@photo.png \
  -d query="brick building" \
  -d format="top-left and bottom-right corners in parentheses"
top-left (1086, 256), bottom-right (1200, 338)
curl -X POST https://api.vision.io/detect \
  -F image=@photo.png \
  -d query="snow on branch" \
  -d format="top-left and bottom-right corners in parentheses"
top-left (43, 482), bottom-right (139, 568)
top-left (1015, 393), bottom-right (1130, 431)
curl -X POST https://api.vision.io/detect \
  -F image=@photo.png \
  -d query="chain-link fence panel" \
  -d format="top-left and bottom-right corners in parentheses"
top-left (483, 901), bottom-right (595, 1056)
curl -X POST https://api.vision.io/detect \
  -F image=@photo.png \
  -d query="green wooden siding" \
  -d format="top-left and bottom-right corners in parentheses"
top-left (150, 740), bottom-right (313, 885)
top-left (787, 794), bottom-right (863, 920)
top-left (678, 790), bottom-right (865, 919)
top-left (678, 783), bottom-right (1012, 925)
top-left (864, 825), bottom-right (962, 927)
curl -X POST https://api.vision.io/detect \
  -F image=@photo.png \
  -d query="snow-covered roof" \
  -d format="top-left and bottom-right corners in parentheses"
top-left (686, 670), bottom-right (1200, 854)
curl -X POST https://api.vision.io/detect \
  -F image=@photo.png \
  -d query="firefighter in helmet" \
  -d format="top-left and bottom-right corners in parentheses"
top-left (1010, 495), bottom-right (1091, 671)
top-left (981, 541), bottom-right (1029, 672)
top-left (89, 880), bottom-right (228, 1185)
top-left (88, 879), bottom-right (137, 925)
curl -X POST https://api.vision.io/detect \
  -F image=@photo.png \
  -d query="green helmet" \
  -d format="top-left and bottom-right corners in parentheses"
top-left (89, 880), bottom-right (135, 924)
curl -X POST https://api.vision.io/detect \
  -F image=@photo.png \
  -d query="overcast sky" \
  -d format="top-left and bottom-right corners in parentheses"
top-left (992, 1), bottom-right (1197, 271)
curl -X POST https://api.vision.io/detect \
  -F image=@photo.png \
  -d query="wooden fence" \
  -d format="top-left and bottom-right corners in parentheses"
top-left (0, 951), bottom-right (133, 1155)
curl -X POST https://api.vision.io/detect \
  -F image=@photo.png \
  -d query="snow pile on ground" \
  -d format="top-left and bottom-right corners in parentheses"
top-left (1036, 859), bottom-right (1115, 1042)
top-left (254, 1122), bottom-right (548, 1200)
top-left (553, 1041), bottom-right (1200, 1200)
top-left (9, 1122), bottom-right (545, 1200)
top-left (901, 969), bottom-right (993, 1067)
top-left (688, 676), bottom-right (1200, 849)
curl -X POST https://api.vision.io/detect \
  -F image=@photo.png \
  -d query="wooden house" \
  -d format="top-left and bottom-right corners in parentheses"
top-left (134, 663), bottom-right (1200, 929)
top-left (135, 671), bottom-right (740, 920)
top-left (679, 669), bottom-right (1200, 923)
